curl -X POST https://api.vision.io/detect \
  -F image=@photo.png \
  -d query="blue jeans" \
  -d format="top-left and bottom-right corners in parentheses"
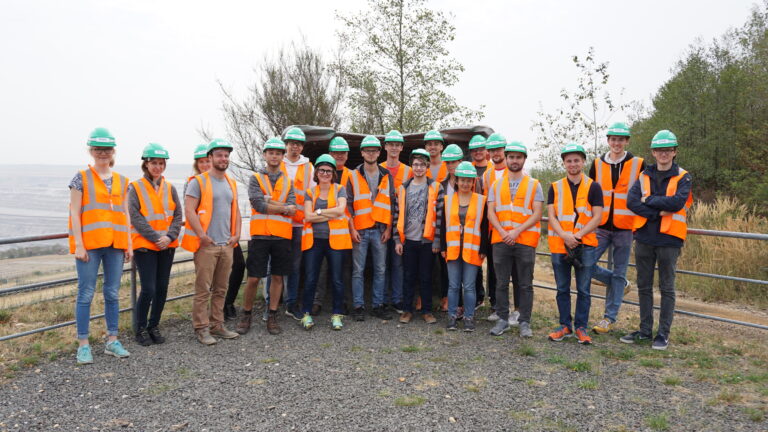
top-left (384, 238), bottom-right (403, 306)
top-left (302, 239), bottom-right (345, 315)
top-left (402, 240), bottom-right (435, 314)
top-left (592, 228), bottom-right (633, 322)
top-left (551, 245), bottom-right (597, 330)
top-left (446, 259), bottom-right (479, 319)
top-left (75, 247), bottom-right (125, 340)
top-left (352, 228), bottom-right (387, 308)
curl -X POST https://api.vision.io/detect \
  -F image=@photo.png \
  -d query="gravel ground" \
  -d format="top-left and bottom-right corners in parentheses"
top-left (0, 307), bottom-right (764, 432)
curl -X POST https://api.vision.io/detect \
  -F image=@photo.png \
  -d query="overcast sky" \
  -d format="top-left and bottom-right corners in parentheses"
top-left (0, 0), bottom-right (758, 165)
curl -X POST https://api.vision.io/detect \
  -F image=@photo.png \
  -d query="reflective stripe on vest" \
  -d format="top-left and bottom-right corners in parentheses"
top-left (594, 156), bottom-right (643, 229)
top-left (350, 170), bottom-right (392, 230)
top-left (445, 192), bottom-right (486, 266)
top-left (396, 181), bottom-right (439, 244)
top-left (490, 175), bottom-right (541, 247)
top-left (547, 174), bottom-right (598, 254)
top-left (249, 172), bottom-right (293, 239)
top-left (131, 177), bottom-right (178, 251)
top-left (68, 166), bottom-right (130, 253)
top-left (180, 172), bottom-right (238, 252)
top-left (281, 161), bottom-right (312, 224)
top-left (634, 168), bottom-right (692, 240)
top-left (301, 184), bottom-right (352, 251)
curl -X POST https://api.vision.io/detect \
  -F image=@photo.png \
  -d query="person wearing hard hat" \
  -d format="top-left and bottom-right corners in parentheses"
top-left (588, 122), bottom-right (646, 334)
top-left (486, 142), bottom-right (544, 338)
top-left (299, 154), bottom-right (352, 331)
top-left (348, 135), bottom-right (397, 321)
top-left (393, 149), bottom-right (444, 324)
top-left (182, 138), bottom-right (242, 345)
top-left (236, 138), bottom-right (297, 336)
top-left (440, 161), bottom-right (488, 331)
top-left (424, 130), bottom-right (448, 182)
top-left (623, 130), bottom-right (692, 351)
top-left (69, 128), bottom-right (132, 365)
top-left (129, 143), bottom-right (183, 347)
top-left (468, 135), bottom-right (488, 192)
top-left (480, 133), bottom-right (509, 320)
top-left (546, 144), bottom-right (604, 345)
top-left (329, 136), bottom-right (353, 188)
top-left (436, 143), bottom-right (465, 313)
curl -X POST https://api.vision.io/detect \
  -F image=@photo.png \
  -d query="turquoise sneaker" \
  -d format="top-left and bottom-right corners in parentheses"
top-left (301, 313), bottom-right (314, 330)
top-left (76, 345), bottom-right (93, 365)
top-left (104, 340), bottom-right (130, 358)
top-left (331, 314), bottom-right (343, 330)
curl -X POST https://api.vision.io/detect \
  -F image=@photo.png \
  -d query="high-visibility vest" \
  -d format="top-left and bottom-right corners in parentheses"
top-left (280, 160), bottom-right (313, 224)
top-left (180, 172), bottom-right (238, 252)
top-left (338, 167), bottom-right (352, 188)
top-left (380, 161), bottom-right (412, 189)
top-left (594, 156), bottom-right (643, 229)
top-left (482, 166), bottom-right (507, 195)
top-left (396, 180), bottom-right (439, 244)
top-left (349, 169), bottom-right (392, 230)
top-left (547, 174), bottom-right (598, 254)
top-left (634, 168), bottom-right (693, 241)
top-left (426, 161), bottom-right (448, 183)
top-left (130, 177), bottom-right (179, 251)
top-left (490, 175), bottom-right (541, 248)
top-left (444, 192), bottom-right (486, 266)
top-left (301, 184), bottom-right (352, 251)
top-left (69, 166), bottom-right (130, 253)
top-left (249, 172), bottom-right (293, 239)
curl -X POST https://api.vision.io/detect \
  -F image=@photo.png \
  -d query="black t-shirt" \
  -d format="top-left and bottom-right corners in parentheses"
top-left (547, 178), bottom-right (604, 208)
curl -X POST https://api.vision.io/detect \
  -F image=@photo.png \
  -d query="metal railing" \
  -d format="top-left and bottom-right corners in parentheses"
top-left (1, 223), bottom-right (766, 341)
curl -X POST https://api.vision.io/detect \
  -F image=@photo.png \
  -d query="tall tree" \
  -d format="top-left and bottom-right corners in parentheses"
top-left (336, 0), bottom-right (483, 134)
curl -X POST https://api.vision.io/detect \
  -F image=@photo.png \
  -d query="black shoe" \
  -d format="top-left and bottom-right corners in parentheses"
top-left (148, 327), bottom-right (165, 344)
top-left (223, 303), bottom-right (237, 320)
top-left (311, 304), bottom-right (322, 316)
top-left (620, 330), bottom-right (652, 344)
top-left (135, 328), bottom-right (153, 346)
top-left (370, 306), bottom-right (393, 320)
top-left (393, 302), bottom-right (405, 314)
top-left (446, 317), bottom-right (458, 331)
top-left (285, 303), bottom-right (302, 321)
top-left (353, 307), bottom-right (365, 322)
top-left (342, 303), bottom-right (350, 316)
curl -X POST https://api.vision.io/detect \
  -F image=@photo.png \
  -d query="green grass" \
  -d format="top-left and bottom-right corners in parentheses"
top-left (717, 389), bottom-right (743, 403)
top-left (565, 360), bottom-right (592, 372)
top-left (639, 358), bottom-right (665, 369)
top-left (401, 345), bottom-right (422, 353)
top-left (433, 329), bottom-right (444, 335)
top-left (662, 376), bottom-right (682, 386)
top-left (742, 407), bottom-right (765, 422)
top-left (261, 358), bottom-right (279, 364)
top-left (20, 355), bottom-right (39, 367)
top-left (645, 413), bottom-right (670, 431)
top-left (577, 378), bottom-right (599, 390)
top-left (547, 355), bottom-right (566, 365)
top-left (517, 344), bottom-right (537, 357)
top-left (394, 395), bottom-right (426, 407)
top-left (146, 383), bottom-right (176, 395)
top-left (597, 348), bottom-right (636, 361)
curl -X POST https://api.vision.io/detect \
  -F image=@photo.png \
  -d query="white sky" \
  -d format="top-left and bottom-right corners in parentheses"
top-left (0, 0), bottom-right (757, 165)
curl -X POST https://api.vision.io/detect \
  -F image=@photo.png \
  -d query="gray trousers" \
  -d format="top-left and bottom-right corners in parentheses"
top-left (635, 241), bottom-right (681, 338)
top-left (492, 243), bottom-right (536, 322)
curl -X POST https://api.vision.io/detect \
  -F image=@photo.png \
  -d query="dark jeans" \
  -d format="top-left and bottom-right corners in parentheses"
top-left (402, 240), bottom-right (435, 314)
top-left (551, 246), bottom-right (597, 330)
top-left (635, 242), bottom-right (680, 338)
top-left (492, 243), bottom-right (535, 322)
top-left (225, 242), bottom-right (246, 306)
top-left (134, 248), bottom-right (176, 329)
top-left (302, 239), bottom-right (345, 315)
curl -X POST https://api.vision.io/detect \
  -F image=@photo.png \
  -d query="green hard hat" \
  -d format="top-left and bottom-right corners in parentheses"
top-left (87, 127), bottom-right (116, 147)
top-left (360, 135), bottom-right (381, 149)
top-left (484, 133), bottom-right (507, 149)
top-left (468, 135), bottom-right (487, 150)
top-left (208, 138), bottom-right (234, 154)
top-left (409, 148), bottom-right (431, 163)
top-left (283, 127), bottom-right (306, 143)
top-left (505, 141), bottom-right (527, 155)
top-left (142, 143), bottom-right (169, 159)
top-left (651, 130), bottom-right (678, 148)
top-left (441, 143), bottom-right (464, 161)
top-left (606, 122), bottom-right (631, 137)
top-left (193, 144), bottom-right (209, 159)
top-left (329, 136), bottom-right (350, 152)
top-left (455, 161), bottom-right (477, 178)
top-left (315, 153), bottom-right (337, 169)
top-left (263, 137), bottom-right (286, 151)
top-left (423, 130), bottom-right (444, 142)
top-left (561, 143), bottom-right (586, 158)
top-left (384, 130), bottom-right (404, 143)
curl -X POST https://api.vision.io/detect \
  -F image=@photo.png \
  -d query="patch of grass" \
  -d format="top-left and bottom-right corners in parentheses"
top-left (645, 413), bottom-right (670, 431)
top-left (662, 376), bottom-right (682, 386)
top-left (20, 355), bottom-right (39, 367)
top-left (673, 327), bottom-right (698, 345)
top-left (719, 373), bottom-right (745, 384)
top-left (685, 352), bottom-right (716, 369)
top-left (717, 389), bottom-right (743, 404)
top-left (146, 383), bottom-right (176, 395)
top-left (508, 410), bottom-right (534, 421)
top-left (320, 343), bottom-right (331, 349)
top-left (0, 310), bottom-right (12, 324)
top-left (598, 348), bottom-right (636, 361)
top-left (565, 360), bottom-right (592, 372)
top-left (577, 378), bottom-right (599, 390)
top-left (638, 358), bottom-right (664, 369)
top-left (261, 358), bottom-right (279, 364)
top-left (715, 345), bottom-right (744, 356)
top-left (350, 346), bottom-right (363, 352)
top-left (380, 348), bottom-right (393, 354)
top-left (401, 345), bottom-right (422, 353)
top-left (433, 329), bottom-right (444, 335)
top-left (547, 354), bottom-right (566, 365)
top-left (428, 356), bottom-right (447, 363)
top-left (517, 344), bottom-right (537, 357)
top-left (742, 407), bottom-right (765, 422)
top-left (464, 377), bottom-right (487, 393)
top-left (47, 352), bottom-right (58, 362)
top-left (394, 395), bottom-right (426, 407)
top-left (744, 372), bottom-right (768, 383)
top-left (525, 379), bottom-right (547, 387)
top-left (377, 389), bottom-right (391, 397)
top-left (176, 367), bottom-right (194, 378)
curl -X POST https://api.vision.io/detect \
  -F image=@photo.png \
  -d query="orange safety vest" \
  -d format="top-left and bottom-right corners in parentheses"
top-left (180, 172), bottom-right (238, 252)
top-left (482, 166), bottom-right (507, 195)
top-left (547, 174), bottom-right (598, 254)
top-left (426, 161), bottom-right (448, 183)
top-left (444, 192), bottom-right (486, 266)
top-left (301, 184), bottom-right (352, 251)
top-left (594, 156), bottom-right (644, 229)
top-left (634, 168), bottom-right (693, 240)
top-left (490, 175), bottom-right (541, 248)
top-left (338, 166), bottom-right (352, 188)
top-left (130, 177), bottom-right (179, 251)
top-left (380, 162), bottom-right (412, 189)
top-left (349, 169), bottom-right (393, 230)
top-left (69, 166), bottom-right (130, 253)
top-left (249, 172), bottom-right (293, 239)
top-left (396, 180), bottom-right (439, 244)
top-left (280, 161), bottom-right (313, 224)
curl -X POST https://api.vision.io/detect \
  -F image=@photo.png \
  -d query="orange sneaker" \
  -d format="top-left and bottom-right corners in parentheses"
top-left (575, 327), bottom-right (592, 345)
top-left (548, 326), bottom-right (573, 341)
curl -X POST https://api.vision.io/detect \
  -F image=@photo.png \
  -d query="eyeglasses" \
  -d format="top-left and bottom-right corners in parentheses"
top-left (317, 169), bottom-right (334, 175)
top-left (91, 148), bottom-right (114, 154)
top-left (411, 162), bottom-right (427, 168)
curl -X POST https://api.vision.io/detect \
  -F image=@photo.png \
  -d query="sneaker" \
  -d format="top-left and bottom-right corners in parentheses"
top-left (352, 307), bottom-right (365, 322)
top-left (652, 334), bottom-right (669, 350)
top-left (135, 328), bottom-right (153, 346)
top-left (331, 314), bottom-right (344, 330)
top-left (195, 328), bottom-right (217, 345)
top-left (519, 321), bottom-right (533, 338)
top-left (620, 330), bottom-right (652, 344)
top-left (592, 319), bottom-right (613, 334)
top-left (147, 327), bottom-right (165, 344)
top-left (508, 310), bottom-right (520, 326)
top-left (236, 312), bottom-right (253, 335)
top-left (266, 311), bottom-right (282, 335)
top-left (104, 340), bottom-right (130, 358)
top-left (311, 304), bottom-right (322, 316)
top-left (440, 297), bottom-right (448, 312)
top-left (446, 317), bottom-right (458, 331)
top-left (370, 306), bottom-right (393, 320)
top-left (76, 345), bottom-right (93, 365)
top-left (422, 313), bottom-right (437, 324)
top-left (489, 319), bottom-right (510, 336)
top-left (487, 311), bottom-right (500, 322)
top-left (285, 303), bottom-right (302, 321)
top-left (393, 302), bottom-right (405, 314)
top-left (575, 327), bottom-right (592, 345)
top-left (623, 278), bottom-right (632, 296)
top-left (463, 317), bottom-right (476, 332)
top-left (223, 303), bottom-right (237, 320)
top-left (210, 325), bottom-right (239, 339)
top-left (399, 312), bottom-right (413, 324)
top-left (301, 313), bottom-right (315, 330)
top-left (548, 326), bottom-right (573, 341)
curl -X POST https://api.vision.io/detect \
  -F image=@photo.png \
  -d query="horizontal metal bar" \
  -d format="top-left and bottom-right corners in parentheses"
top-left (0, 233), bottom-right (68, 246)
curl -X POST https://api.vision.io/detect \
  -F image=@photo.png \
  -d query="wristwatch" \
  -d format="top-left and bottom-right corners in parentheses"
top-left (316, 209), bottom-right (322, 215)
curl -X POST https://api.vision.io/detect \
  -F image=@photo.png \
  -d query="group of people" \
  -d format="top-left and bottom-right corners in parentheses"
top-left (67, 123), bottom-right (692, 365)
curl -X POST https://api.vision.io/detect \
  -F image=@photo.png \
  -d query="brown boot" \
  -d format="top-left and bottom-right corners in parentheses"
top-left (266, 310), bottom-right (282, 335)
top-left (399, 312), bottom-right (413, 324)
top-left (423, 313), bottom-right (437, 324)
top-left (195, 328), bottom-right (217, 345)
top-left (210, 325), bottom-right (239, 339)
top-left (235, 312), bottom-right (253, 335)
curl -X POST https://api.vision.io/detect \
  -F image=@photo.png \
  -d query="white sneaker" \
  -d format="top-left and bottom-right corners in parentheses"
top-left (487, 311), bottom-right (500, 321)
top-left (508, 310), bottom-right (520, 327)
